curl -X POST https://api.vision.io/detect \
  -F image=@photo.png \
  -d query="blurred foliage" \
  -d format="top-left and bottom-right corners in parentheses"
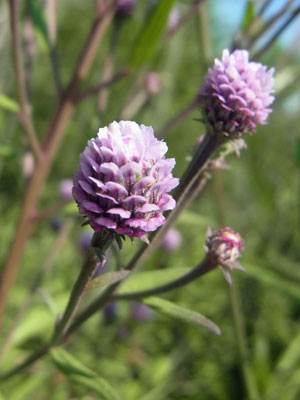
top-left (1, 0), bottom-right (300, 399)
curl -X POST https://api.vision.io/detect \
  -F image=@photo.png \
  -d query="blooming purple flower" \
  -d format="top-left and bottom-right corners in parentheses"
top-left (205, 227), bottom-right (245, 285)
top-left (199, 49), bottom-right (275, 138)
top-left (73, 121), bottom-right (179, 240)
top-left (161, 227), bottom-right (182, 253)
top-left (59, 179), bottom-right (74, 203)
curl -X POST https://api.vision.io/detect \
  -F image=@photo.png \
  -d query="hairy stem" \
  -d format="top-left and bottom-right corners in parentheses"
top-left (51, 231), bottom-right (112, 344)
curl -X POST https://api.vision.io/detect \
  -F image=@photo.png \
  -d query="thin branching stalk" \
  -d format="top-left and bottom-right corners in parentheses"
top-left (0, 1), bottom-right (116, 333)
top-left (247, 0), bottom-right (295, 52)
top-left (213, 170), bottom-right (260, 400)
top-left (157, 97), bottom-right (199, 138)
top-left (253, 5), bottom-right (300, 60)
top-left (0, 220), bottom-right (73, 359)
top-left (9, 0), bottom-right (42, 161)
top-left (75, 69), bottom-right (129, 102)
top-left (165, 0), bottom-right (206, 41)
top-left (114, 255), bottom-right (217, 301)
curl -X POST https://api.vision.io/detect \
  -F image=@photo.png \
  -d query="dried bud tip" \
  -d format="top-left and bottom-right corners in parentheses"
top-left (205, 227), bottom-right (245, 284)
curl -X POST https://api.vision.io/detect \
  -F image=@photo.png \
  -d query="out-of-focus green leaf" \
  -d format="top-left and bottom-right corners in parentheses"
top-left (143, 297), bottom-right (221, 335)
top-left (0, 142), bottom-right (18, 159)
top-left (293, 139), bottom-right (300, 169)
top-left (0, 93), bottom-right (20, 112)
top-left (241, 0), bottom-right (255, 32)
top-left (274, 66), bottom-right (299, 94)
top-left (62, 201), bottom-right (78, 215)
top-left (245, 263), bottom-right (300, 300)
top-left (29, 0), bottom-right (49, 52)
top-left (264, 329), bottom-right (300, 400)
top-left (119, 267), bottom-right (190, 294)
top-left (50, 348), bottom-right (120, 400)
top-left (87, 270), bottom-right (130, 291)
top-left (11, 307), bottom-right (53, 348)
top-left (130, 0), bottom-right (175, 70)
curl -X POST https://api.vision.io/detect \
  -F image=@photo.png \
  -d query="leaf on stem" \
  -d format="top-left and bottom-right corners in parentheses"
top-left (0, 93), bottom-right (20, 112)
top-left (50, 348), bottom-right (120, 400)
top-left (29, 0), bottom-right (49, 52)
top-left (86, 270), bottom-right (130, 291)
top-left (130, 0), bottom-right (175, 70)
top-left (241, 1), bottom-right (255, 32)
top-left (119, 268), bottom-right (190, 294)
top-left (142, 297), bottom-right (221, 335)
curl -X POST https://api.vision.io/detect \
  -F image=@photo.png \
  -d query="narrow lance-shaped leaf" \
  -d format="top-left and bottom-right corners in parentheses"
top-left (50, 348), bottom-right (120, 400)
top-left (143, 297), bottom-right (221, 335)
top-left (86, 270), bottom-right (130, 291)
top-left (130, 0), bottom-right (175, 70)
top-left (0, 93), bottom-right (20, 112)
top-left (242, 0), bottom-right (255, 32)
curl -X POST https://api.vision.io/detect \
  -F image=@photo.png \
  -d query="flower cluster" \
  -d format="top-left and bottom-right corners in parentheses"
top-left (205, 227), bottom-right (245, 284)
top-left (73, 121), bottom-right (179, 239)
top-left (199, 49), bottom-right (275, 138)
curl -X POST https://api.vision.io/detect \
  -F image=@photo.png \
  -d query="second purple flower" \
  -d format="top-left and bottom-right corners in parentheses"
top-left (73, 121), bottom-right (179, 239)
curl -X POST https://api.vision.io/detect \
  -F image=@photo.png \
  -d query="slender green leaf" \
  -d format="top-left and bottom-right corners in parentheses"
top-left (50, 348), bottom-right (120, 400)
top-left (119, 267), bottom-right (190, 294)
top-left (0, 141), bottom-right (18, 159)
top-left (130, 0), bottom-right (175, 69)
top-left (0, 93), bottom-right (20, 112)
top-left (293, 139), bottom-right (300, 168)
top-left (87, 270), bottom-right (130, 291)
top-left (29, 0), bottom-right (49, 52)
top-left (245, 263), bottom-right (300, 300)
top-left (264, 329), bottom-right (300, 400)
top-left (241, 1), bottom-right (255, 32)
top-left (143, 297), bottom-right (221, 335)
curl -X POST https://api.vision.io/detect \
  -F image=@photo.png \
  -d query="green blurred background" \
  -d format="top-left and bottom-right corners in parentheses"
top-left (1, 0), bottom-right (300, 398)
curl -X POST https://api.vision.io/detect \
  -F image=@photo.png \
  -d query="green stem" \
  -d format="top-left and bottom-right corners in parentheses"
top-left (51, 231), bottom-right (112, 345)
top-left (114, 255), bottom-right (217, 301)
top-left (213, 170), bottom-right (260, 400)
top-left (230, 282), bottom-right (260, 400)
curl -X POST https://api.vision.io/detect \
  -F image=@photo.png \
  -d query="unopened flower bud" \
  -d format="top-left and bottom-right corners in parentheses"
top-left (131, 302), bottom-right (152, 322)
top-left (161, 227), bottom-right (182, 253)
top-left (116, 0), bottom-right (136, 17)
top-left (199, 49), bottom-right (275, 139)
top-left (145, 72), bottom-right (161, 95)
top-left (205, 227), bottom-right (245, 284)
top-left (22, 151), bottom-right (34, 179)
top-left (59, 179), bottom-right (73, 203)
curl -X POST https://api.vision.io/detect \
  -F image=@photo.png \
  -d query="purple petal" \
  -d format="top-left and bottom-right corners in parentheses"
top-left (107, 208), bottom-right (131, 218)
top-left (94, 217), bottom-right (117, 229)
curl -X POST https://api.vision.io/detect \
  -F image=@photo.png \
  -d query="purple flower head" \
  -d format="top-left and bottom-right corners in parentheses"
top-left (205, 227), bottom-right (245, 285)
top-left (131, 302), bottom-right (152, 322)
top-left (59, 179), bottom-right (74, 203)
top-left (161, 227), bottom-right (182, 253)
top-left (145, 72), bottom-right (161, 95)
top-left (73, 121), bottom-right (179, 240)
top-left (116, 0), bottom-right (136, 17)
top-left (199, 49), bottom-right (275, 138)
